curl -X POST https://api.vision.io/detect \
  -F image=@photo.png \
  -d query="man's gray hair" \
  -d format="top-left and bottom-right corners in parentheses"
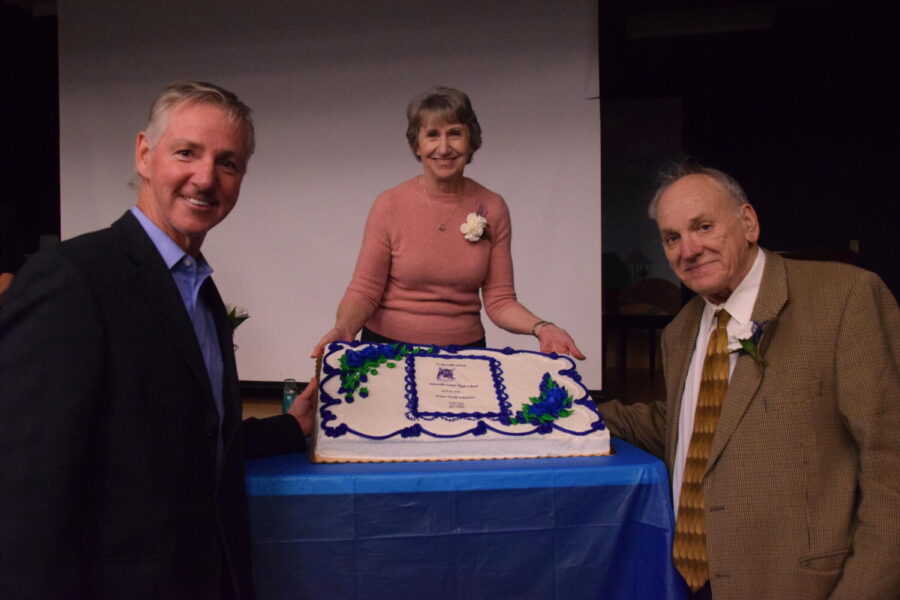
top-left (144, 80), bottom-right (255, 159)
top-left (648, 160), bottom-right (749, 220)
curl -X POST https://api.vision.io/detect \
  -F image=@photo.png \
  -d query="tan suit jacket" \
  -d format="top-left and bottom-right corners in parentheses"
top-left (599, 251), bottom-right (900, 599)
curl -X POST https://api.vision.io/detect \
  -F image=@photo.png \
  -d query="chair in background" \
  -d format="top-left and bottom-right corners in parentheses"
top-left (603, 277), bottom-right (681, 376)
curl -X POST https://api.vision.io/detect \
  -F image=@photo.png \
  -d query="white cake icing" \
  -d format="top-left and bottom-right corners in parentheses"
top-left (314, 342), bottom-right (610, 463)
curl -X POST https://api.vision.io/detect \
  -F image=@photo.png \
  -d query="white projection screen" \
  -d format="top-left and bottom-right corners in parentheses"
top-left (58, 0), bottom-right (603, 388)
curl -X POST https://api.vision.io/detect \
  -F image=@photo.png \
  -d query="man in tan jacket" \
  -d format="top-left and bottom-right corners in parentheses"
top-left (598, 164), bottom-right (900, 599)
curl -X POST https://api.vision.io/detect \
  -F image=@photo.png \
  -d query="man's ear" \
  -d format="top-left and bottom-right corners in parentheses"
top-left (135, 132), bottom-right (151, 179)
top-left (740, 203), bottom-right (761, 244)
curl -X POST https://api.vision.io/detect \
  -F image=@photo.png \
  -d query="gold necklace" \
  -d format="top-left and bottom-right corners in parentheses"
top-left (421, 182), bottom-right (463, 232)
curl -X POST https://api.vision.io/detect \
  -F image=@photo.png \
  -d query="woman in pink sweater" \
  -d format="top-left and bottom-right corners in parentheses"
top-left (313, 87), bottom-right (583, 359)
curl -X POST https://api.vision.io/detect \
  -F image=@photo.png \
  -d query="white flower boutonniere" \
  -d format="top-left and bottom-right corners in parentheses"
top-left (728, 319), bottom-right (766, 364)
top-left (460, 212), bottom-right (489, 242)
top-left (226, 304), bottom-right (250, 331)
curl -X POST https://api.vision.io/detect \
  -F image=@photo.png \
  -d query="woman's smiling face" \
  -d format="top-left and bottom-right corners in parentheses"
top-left (416, 115), bottom-right (471, 189)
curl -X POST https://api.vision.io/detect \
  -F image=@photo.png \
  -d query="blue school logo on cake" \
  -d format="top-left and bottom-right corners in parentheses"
top-left (436, 367), bottom-right (455, 382)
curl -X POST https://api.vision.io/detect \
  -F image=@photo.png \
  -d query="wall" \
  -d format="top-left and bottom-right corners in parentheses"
top-left (58, 0), bottom-right (604, 385)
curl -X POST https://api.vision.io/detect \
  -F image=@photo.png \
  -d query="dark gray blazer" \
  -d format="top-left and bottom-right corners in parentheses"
top-left (0, 211), bottom-right (304, 599)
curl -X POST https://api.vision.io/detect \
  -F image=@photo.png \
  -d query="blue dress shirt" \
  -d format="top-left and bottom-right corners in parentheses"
top-left (130, 206), bottom-right (225, 462)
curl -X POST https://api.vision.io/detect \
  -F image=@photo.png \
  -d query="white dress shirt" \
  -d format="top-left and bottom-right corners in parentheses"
top-left (672, 249), bottom-right (766, 511)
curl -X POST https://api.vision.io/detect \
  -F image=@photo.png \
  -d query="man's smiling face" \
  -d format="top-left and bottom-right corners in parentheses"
top-left (656, 174), bottom-right (760, 304)
top-left (135, 100), bottom-right (249, 256)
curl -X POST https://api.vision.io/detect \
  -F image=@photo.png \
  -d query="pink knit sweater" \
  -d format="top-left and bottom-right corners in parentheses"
top-left (341, 177), bottom-right (520, 345)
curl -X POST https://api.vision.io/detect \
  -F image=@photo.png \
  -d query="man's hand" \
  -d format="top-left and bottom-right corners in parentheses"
top-left (288, 377), bottom-right (317, 436)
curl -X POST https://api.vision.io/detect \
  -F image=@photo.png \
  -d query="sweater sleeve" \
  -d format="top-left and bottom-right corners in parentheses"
top-left (340, 193), bottom-right (392, 311)
top-left (480, 196), bottom-right (520, 321)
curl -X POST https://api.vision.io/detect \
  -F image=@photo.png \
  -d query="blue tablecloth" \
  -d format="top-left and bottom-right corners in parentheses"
top-left (246, 438), bottom-right (688, 600)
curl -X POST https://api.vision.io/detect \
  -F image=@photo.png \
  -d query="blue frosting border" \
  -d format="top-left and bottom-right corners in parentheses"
top-left (319, 342), bottom-right (606, 440)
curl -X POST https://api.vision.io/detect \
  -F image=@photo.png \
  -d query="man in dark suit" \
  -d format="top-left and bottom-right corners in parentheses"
top-left (599, 164), bottom-right (900, 599)
top-left (0, 81), bottom-right (315, 599)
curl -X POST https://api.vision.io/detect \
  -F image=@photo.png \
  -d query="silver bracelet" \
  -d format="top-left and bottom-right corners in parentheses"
top-left (531, 320), bottom-right (554, 337)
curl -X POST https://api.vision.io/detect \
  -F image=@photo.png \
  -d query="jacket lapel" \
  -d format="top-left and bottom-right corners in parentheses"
top-left (112, 211), bottom-right (215, 405)
top-left (705, 250), bottom-right (788, 474)
top-left (202, 278), bottom-right (242, 456)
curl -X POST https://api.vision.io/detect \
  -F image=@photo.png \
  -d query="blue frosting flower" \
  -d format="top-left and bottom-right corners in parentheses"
top-left (345, 352), bottom-right (364, 369)
top-left (337, 343), bottom-right (435, 403)
top-left (543, 386), bottom-right (568, 413)
top-left (509, 373), bottom-right (574, 427)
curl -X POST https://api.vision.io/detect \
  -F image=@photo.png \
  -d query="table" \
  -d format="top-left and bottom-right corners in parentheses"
top-left (246, 439), bottom-right (687, 600)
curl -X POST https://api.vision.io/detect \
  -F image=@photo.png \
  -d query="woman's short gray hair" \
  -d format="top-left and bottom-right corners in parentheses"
top-left (144, 80), bottom-right (255, 159)
top-left (648, 160), bottom-right (748, 219)
top-left (405, 86), bottom-right (482, 164)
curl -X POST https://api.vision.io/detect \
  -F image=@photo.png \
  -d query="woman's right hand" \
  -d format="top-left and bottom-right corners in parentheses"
top-left (537, 323), bottom-right (586, 360)
top-left (311, 328), bottom-right (352, 358)
top-left (312, 299), bottom-right (376, 357)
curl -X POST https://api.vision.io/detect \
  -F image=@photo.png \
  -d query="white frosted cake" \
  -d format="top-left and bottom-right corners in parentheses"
top-left (314, 342), bottom-right (610, 463)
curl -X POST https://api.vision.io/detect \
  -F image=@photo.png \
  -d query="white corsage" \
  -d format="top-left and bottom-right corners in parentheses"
top-left (460, 212), bottom-right (489, 242)
top-left (226, 304), bottom-right (250, 330)
top-left (728, 320), bottom-right (766, 364)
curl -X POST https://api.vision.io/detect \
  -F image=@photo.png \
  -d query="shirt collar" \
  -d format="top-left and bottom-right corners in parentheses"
top-left (702, 247), bottom-right (765, 328)
top-left (130, 205), bottom-right (213, 274)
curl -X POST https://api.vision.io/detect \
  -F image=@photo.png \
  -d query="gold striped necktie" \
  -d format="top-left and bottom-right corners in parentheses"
top-left (673, 309), bottom-right (731, 592)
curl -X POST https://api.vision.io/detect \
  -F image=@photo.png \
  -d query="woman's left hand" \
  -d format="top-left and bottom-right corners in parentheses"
top-left (537, 324), bottom-right (586, 360)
